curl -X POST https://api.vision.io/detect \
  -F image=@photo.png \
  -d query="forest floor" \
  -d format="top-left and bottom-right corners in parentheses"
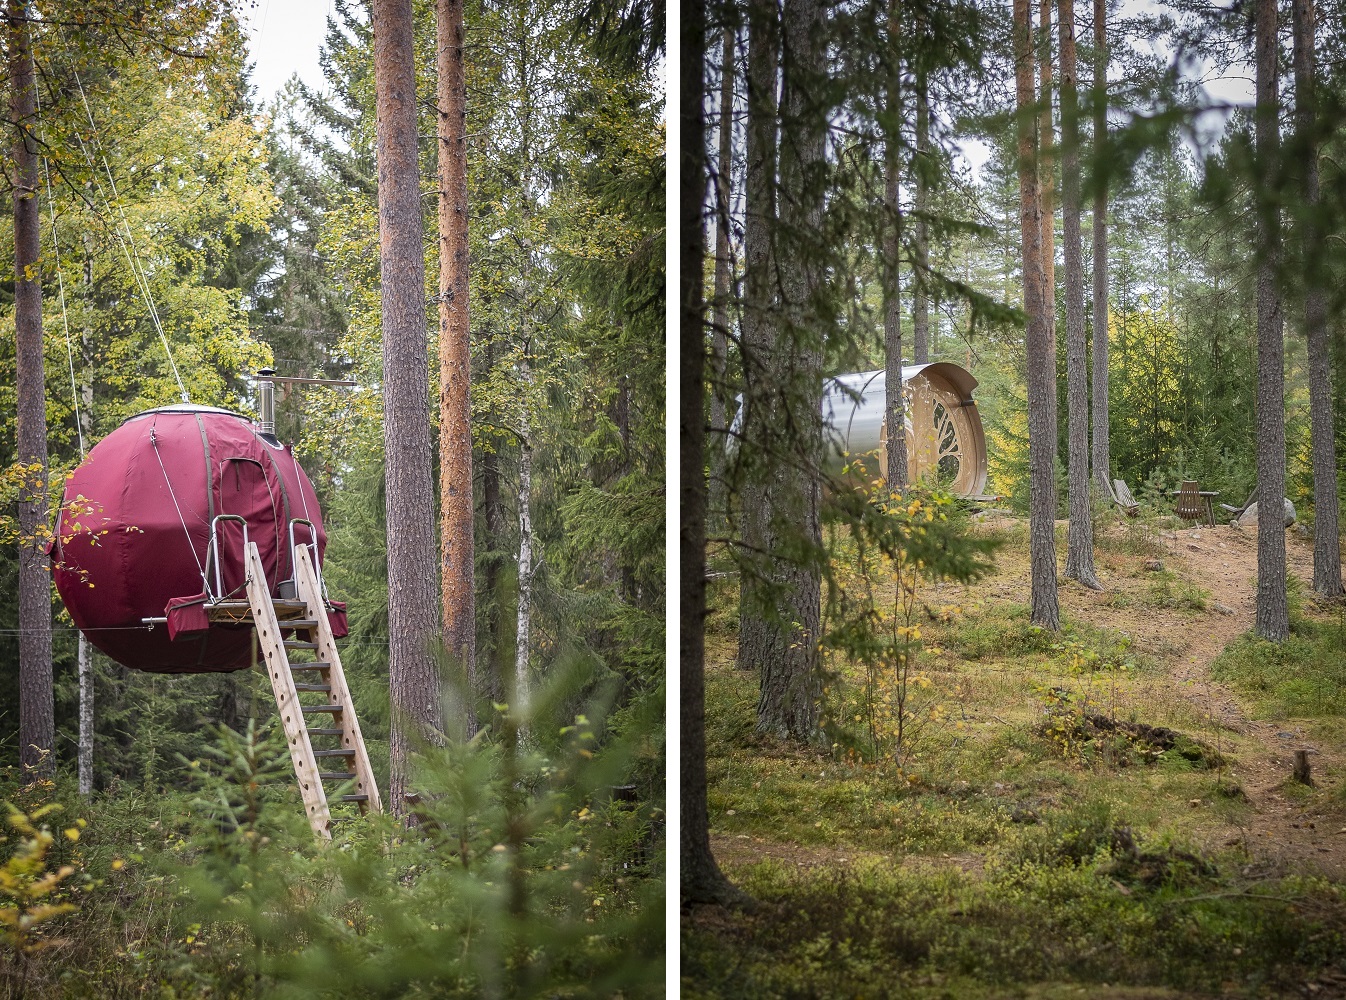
top-left (684, 510), bottom-right (1346, 1000)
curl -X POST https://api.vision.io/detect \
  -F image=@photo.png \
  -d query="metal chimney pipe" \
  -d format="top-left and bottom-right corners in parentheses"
top-left (257, 367), bottom-right (276, 438)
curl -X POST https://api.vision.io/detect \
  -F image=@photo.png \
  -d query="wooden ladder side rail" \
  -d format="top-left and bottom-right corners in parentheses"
top-left (293, 544), bottom-right (383, 815)
top-left (244, 541), bottom-right (333, 841)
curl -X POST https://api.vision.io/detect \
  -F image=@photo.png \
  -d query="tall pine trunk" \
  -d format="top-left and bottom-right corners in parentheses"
top-left (1292, 0), bottom-right (1343, 597)
top-left (1090, 0), bottom-right (1110, 496)
top-left (1016, 0), bottom-right (1060, 630)
top-left (78, 637), bottom-right (93, 795)
top-left (682, 0), bottom-right (743, 908)
top-left (912, 63), bottom-right (930, 365)
top-left (1254, 0), bottom-right (1289, 640)
top-left (884, 0), bottom-right (909, 488)
top-left (737, 0), bottom-right (780, 674)
top-left (757, 0), bottom-right (826, 741)
top-left (1038, 0), bottom-right (1056, 334)
top-left (709, 25), bottom-right (735, 527)
top-left (1059, 0), bottom-right (1100, 589)
top-left (437, 0), bottom-right (476, 736)
top-left (9, 0), bottom-right (54, 774)
top-left (373, 0), bottom-right (443, 815)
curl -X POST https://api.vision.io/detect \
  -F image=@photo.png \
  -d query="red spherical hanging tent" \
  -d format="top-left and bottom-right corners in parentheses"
top-left (51, 403), bottom-right (345, 674)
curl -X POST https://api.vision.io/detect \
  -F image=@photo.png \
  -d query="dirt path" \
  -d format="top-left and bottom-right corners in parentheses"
top-left (1146, 523), bottom-right (1346, 879)
top-left (1039, 518), bottom-right (1345, 880)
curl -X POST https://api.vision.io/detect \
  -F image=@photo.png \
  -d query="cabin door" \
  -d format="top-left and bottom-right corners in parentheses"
top-left (216, 457), bottom-right (280, 598)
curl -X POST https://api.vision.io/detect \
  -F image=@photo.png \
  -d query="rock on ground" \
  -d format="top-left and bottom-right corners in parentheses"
top-left (1235, 498), bottom-right (1296, 528)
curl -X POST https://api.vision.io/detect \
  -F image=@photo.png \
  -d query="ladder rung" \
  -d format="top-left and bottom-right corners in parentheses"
top-left (290, 662), bottom-right (330, 672)
top-left (294, 683), bottom-right (332, 693)
top-left (320, 771), bottom-right (357, 780)
top-left (284, 619), bottom-right (320, 629)
top-left (302, 705), bottom-right (344, 714)
top-left (308, 727), bottom-right (344, 736)
top-left (284, 640), bottom-right (319, 649)
top-left (338, 794), bottom-right (369, 803)
top-left (314, 749), bottom-right (356, 758)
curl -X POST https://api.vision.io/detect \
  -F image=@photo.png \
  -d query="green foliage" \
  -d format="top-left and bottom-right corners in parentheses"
top-left (823, 490), bottom-right (1000, 761)
top-left (1211, 611), bottom-right (1346, 718)
top-left (684, 853), bottom-right (1346, 999)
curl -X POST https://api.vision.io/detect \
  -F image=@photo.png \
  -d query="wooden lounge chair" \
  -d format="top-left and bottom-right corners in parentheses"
top-left (1112, 478), bottom-right (1140, 518)
top-left (1175, 479), bottom-right (1214, 527)
top-left (1218, 488), bottom-right (1256, 521)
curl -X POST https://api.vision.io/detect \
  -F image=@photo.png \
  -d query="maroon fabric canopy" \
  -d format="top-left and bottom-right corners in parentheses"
top-left (51, 404), bottom-right (333, 673)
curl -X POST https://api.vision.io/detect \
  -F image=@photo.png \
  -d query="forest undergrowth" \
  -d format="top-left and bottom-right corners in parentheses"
top-left (684, 511), bottom-right (1346, 999)
top-left (0, 691), bottom-right (665, 1000)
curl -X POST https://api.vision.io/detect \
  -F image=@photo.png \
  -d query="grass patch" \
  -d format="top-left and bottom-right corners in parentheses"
top-left (684, 857), bottom-right (1345, 999)
top-left (1210, 615), bottom-right (1346, 717)
top-left (1143, 570), bottom-right (1210, 611)
top-left (935, 603), bottom-right (1156, 673)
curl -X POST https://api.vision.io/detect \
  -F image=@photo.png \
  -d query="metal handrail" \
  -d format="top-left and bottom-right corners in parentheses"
top-left (205, 514), bottom-right (249, 601)
top-left (287, 518), bottom-right (329, 604)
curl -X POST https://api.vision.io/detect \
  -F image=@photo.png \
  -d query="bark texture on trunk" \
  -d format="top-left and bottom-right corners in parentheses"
top-left (480, 410), bottom-right (507, 709)
top-left (738, 0), bottom-right (780, 675)
top-left (514, 370), bottom-right (534, 729)
top-left (1038, 0), bottom-right (1056, 332)
top-left (912, 66), bottom-right (930, 365)
top-left (1016, 0), bottom-right (1060, 630)
top-left (1254, 0), bottom-right (1289, 640)
top-left (682, 0), bottom-right (743, 908)
top-left (1292, 0), bottom-right (1343, 597)
top-left (78, 636), bottom-right (94, 795)
top-left (437, 0), bottom-right (476, 736)
top-left (9, 0), bottom-right (55, 775)
top-left (710, 26), bottom-right (735, 527)
top-left (374, 0), bottom-right (444, 814)
top-left (756, 0), bottom-right (826, 742)
top-left (884, 0), bottom-right (908, 489)
top-left (1059, 0), bottom-right (1100, 589)
top-left (1090, 0), bottom-right (1110, 496)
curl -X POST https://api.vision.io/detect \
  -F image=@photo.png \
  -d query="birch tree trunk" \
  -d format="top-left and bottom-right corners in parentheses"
top-left (9, 0), bottom-right (55, 774)
top-left (1292, 0), bottom-right (1343, 598)
top-left (737, 0), bottom-right (780, 674)
top-left (1090, 0), bottom-right (1111, 496)
top-left (757, 0), bottom-right (826, 741)
top-left (884, 0), bottom-right (909, 488)
top-left (1016, 0), bottom-right (1061, 630)
top-left (480, 386), bottom-right (507, 708)
top-left (709, 25), bottom-right (735, 527)
top-left (515, 360), bottom-right (535, 731)
top-left (373, 0), bottom-right (444, 815)
top-left (1059, 0), bottom-right (1100, 589)
top-left (437, 0), bottom-right (476, 737)
top-left (79, 259), bottom-right (95, 796)
top-left (1254, 0), bottom-right (1289, 640)
top-left (78, 637), bottom-right (94, 795)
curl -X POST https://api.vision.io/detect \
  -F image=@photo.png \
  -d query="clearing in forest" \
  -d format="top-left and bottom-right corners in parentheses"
top-left (684, 513), bottom-right (1346, 1000)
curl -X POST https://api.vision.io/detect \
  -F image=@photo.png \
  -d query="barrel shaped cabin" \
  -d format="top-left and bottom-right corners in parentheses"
top-left (823, 362), bottom-right (988, 497)
top-left (50, 403), bottom-right (344, 674)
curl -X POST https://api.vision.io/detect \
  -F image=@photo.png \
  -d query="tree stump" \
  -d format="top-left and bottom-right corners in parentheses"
top-left (1293, 749), bottom-right (1314, 787)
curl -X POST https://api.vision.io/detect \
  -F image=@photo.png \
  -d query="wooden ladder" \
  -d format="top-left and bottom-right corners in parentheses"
top-left (243, 540), bottom-right (382, 839)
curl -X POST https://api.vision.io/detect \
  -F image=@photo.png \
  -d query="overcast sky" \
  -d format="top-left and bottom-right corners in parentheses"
top-left (239, 0), bottom-right (336, 106)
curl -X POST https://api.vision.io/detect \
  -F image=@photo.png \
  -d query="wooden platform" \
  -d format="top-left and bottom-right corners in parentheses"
top-left (204, 598), bottom-right (309, 624)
